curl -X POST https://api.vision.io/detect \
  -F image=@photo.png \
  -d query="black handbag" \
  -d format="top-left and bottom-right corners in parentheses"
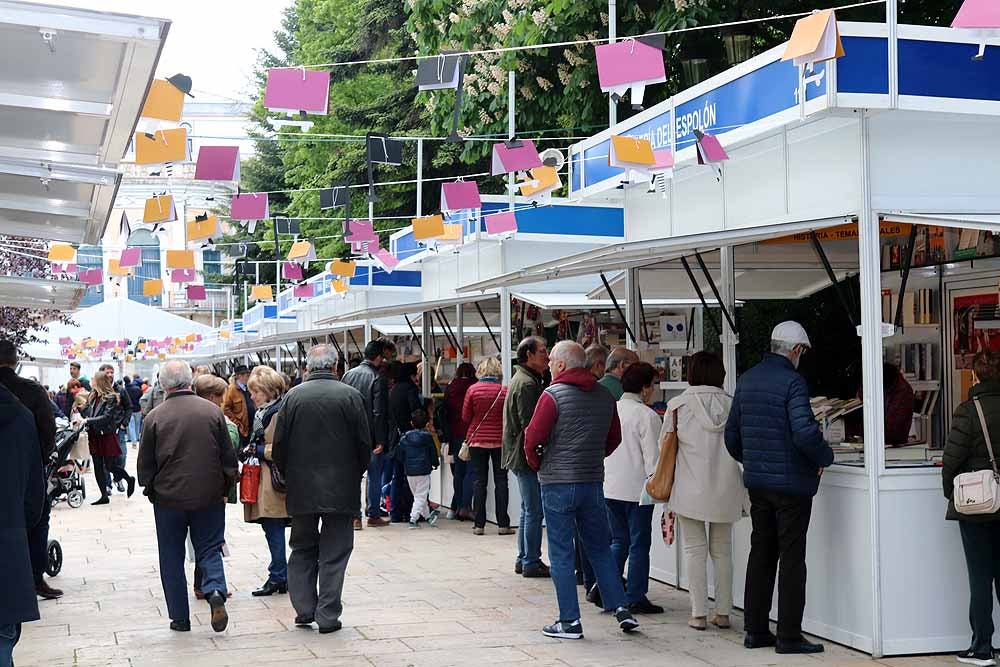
top-left (269, 461), bottom-right (287, 493)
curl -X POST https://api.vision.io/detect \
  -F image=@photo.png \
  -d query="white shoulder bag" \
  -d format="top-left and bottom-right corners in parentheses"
top-left (954, 398), bottom-right (1000, 516)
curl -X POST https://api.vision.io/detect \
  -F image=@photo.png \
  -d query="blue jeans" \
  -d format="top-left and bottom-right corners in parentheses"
top-left (116, 429), bottom-right (127, 469)
top-left (606, 499), bottom-right (653, 604)
top-left (514, 470), bottom-right (543, 569)
top-left (259, 518), bottom-right (288, 583)
top-left (367, 451), bottom-right (389, 517)
top-left (449, 438), bottom-right (474, 512)
top-left (0, 624), bottom-right (19, 667)
top-left (541, 482), bottom-right (627, 622)
top-left (128, 412), bottom-right (142, 443)
top-left (153, 504), bottom-right (227, 622)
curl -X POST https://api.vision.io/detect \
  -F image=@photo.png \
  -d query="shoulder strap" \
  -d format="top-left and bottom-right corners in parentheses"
top-left (972, 398), bottom-right (999, 476)
top-left (468, 386), bottom-right (503, 441)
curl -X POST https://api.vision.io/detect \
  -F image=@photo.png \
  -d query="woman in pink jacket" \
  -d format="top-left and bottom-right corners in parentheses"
top-left (461, 357), bottom-right (511, 536)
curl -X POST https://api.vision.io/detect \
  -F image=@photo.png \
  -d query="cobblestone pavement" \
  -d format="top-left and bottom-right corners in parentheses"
top-left (18, 466), bottom-right (953, 667)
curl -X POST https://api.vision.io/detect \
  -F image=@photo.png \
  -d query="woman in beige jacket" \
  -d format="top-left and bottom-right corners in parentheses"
top-left (661, 352), bottom-right (745, 631)
top-left (241, 366), bottom-right (290, 597)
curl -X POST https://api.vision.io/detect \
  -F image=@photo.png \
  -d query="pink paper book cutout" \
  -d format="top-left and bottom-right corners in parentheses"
top-left (372, 248), bottom-right (399, 273)
top-left (953, 0), bottom-right (1000, 27)
top-left (491, 140), bottom-right (543, 175)
top-left (595, 40), bottom-right (666, 89)
top-left (230, 193), bottom-right (269, 220)
top-left (80, 268), bottom-right (103, 285)
top-left (651, 149), bottom-right (674, 171)
top-left (441, 181), bottom-right (482, 210)
top-left (186, 285), bottom-right (207, 301)
top-left (344, 220), bottom-right (378, 243)
top-left (194, 146), bottom-right (240, 181)
top-left (283, 262), bottom-right (304, 280)
top-left (119, 247), bottom-right (142, 268)
top-left (58, 336), bottom-right (72, 345)
top-left (695, 131), bottom-right (729, 164)
top-left (485, 211), bottom-right (518, 235)
top-left (264, 68), bottom-right (331, 114)
top-left (171, 268), bottom-right (196, 283)
top-left (51, 262), bottom-right (77, 274)
top-left (293, 284), bottom-right (315, 298)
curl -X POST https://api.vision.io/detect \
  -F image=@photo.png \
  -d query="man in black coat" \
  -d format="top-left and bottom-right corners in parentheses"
top-left (0, 383), bottom-right (44, 665)
top-left (0, 340), bottom-right (60, 601)
top-left (272, 344), bottom-right (371, 634)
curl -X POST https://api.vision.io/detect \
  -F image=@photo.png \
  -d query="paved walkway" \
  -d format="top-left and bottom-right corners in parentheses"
top-left (19, 466), bottom-right (951, 667)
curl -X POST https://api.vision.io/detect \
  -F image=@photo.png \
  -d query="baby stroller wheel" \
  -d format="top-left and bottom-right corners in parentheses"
top-left (46, 540), bottom-right (62, 577)
top-left (67, 490), bottom-right (84, 509)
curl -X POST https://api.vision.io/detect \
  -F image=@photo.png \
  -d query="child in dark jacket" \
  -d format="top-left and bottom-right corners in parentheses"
top-left (398, 409), bottom-right (440, 529)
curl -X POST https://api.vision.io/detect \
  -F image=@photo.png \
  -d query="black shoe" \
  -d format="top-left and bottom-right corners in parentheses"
top-left (252, 580), bottom-right (288, 596)
top-left (744, 632), bottom-right (777, 649)
top-left (126, 475), bottom-right (136, 498)
top-left (91, 497), bottom-right (110, 506)
top-left (585, 584), bottom-right (602, 608)
top-left (294, 614), bottom-right (314, 627)
top-left (628, 598), bottom-right (664, 614)
top-left (615, 607), bottom-right (640, 633)
top-left (522, 563), bottom-right (551, 578)
top-left (957, 649), bottom-right (997, 666)
top-left (542, 619), bottom-right (583, 640)
top-left (116, 480), bottom-right (126, 493)
top-left (318, 621), bottom-right (343, 634)
top-left (207, 591), bottom-right (229, 632)
top-left (514, 561), bottom-right (523, 575)
top-left (36, 580), bottom-right (64, 600)
top-left (169, 619), bottom-right (191, 632)
top-left (775, 637), bottom-right (824, 654)
top-left (575, 570), bottom-right (584, 586)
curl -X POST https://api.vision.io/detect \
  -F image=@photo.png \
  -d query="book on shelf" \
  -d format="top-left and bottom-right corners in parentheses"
top-left (888, 288), bottom-right (937, 326)
top-left (890, 342), bottom-right (938, 381)
top-left (810, 397), bottom-right (863, 422)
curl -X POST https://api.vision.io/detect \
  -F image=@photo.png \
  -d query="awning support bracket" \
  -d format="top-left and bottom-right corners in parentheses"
top-left (435, 309), bottom-right (461, 352)
top-left (680, 257), bottom-right (721, 338)
top-left (636, 281), bottom-right (651, 343)
top-left (347, 328), bottom-right (362, 356)
top-left (694, 252), bottom-right (739, 337)
top-left (809, 231), bottom-right (857, 329)
top-left (327, 333), bottom-right (344, 360)
top-left (600, 272), bottom-right (637, 346)
top-left (404, 315), bottom-right (427, 359)
top-left (892, 223), bottom-right (919, 333)
top-left (475, 301), bottom-right (501, 353)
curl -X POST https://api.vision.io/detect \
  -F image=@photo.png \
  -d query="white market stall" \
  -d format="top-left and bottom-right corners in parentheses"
top-left (457, 20), bottom-right (1000, 657)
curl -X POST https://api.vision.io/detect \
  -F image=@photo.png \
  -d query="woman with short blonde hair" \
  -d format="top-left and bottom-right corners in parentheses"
top-left (476, 357), bottom-right (503, 381)
top-left (462, 356), bottom-right (511, 535)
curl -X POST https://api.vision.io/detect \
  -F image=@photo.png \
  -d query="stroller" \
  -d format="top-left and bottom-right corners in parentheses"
top-left (47, 421), bottom-right (87, 509)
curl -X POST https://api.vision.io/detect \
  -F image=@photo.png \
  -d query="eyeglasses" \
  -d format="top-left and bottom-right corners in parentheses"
top-left (663, 322), bottom-right (685, 333)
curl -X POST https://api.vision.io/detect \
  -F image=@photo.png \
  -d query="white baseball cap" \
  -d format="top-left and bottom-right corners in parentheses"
top-left (771, 321), bottom-right (811, 348)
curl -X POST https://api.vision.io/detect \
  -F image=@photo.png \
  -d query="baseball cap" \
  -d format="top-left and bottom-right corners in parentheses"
top-left (771, 321), bottom-right (811, 348)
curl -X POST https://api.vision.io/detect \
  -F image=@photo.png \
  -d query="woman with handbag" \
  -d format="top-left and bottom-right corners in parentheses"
top-left (461, 357), bottom-right (511, 536)
top-left (943, 350), bottom-right (1000, 667)
top-left (83, 372), bottom-right (135, 505)
top-left (239, 366), bottom-right (290, 597)
top-left (661, 352), bottom-right (743, 631)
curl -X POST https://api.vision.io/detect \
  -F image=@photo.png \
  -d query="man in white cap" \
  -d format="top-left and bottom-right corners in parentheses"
top-left (724, 321), bottom-right (833, 655)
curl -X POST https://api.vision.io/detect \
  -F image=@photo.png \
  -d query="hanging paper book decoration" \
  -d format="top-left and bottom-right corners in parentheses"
top-left (650, 149), bottom-right (675, 174)
top-left (140, 78), bottom-right (187, 123)
top-left (441, 180), bottom-right (481, 211)
top-left (274, 217), bottom-right (301, 235)
top-left (372, 248), bottom-right (399, 273)
top-left (108, 259), bottom-right (131, 277)
top-left (79, 268), bottom-right (103, 286)
top-left (332, 278), bottom-right (349, 293)
top-left (694, 130), bottom-right (729, 164)
top-left (645, 149), bottom-right (675, 194)
top-left (143, 195), bottom-right (177, 224)
top-left (412, 214), bottom-right (445, 240)
top-left (344, 220), bottom-right (378, 253)
top-left (264, 68), bottom-right (331, 115)
top-left (48, 244), bottom-right (75, 263)
top-left (416, 52), bottom-right (463, 90)
top-left (135, 128), bottom-right (188, 165)
top-left (485, 211), bottom-right (518, 236)
top-left (227, 242), bottom-right (248, 258)
top-left (320, 182), bottom-right (350, 210)
top-left (143, 279), bottom-right (164, 297)
top-left (194, 146), bottom-right (240, 181)
top-left (328, 259), bottom-right (356, 278)
top-left (287, 240), bottom-right (316, 264)
top-left (119, 211), bottom-right (131, 239)
top-left (186, 284), bottom-right (207, 301)
top-left (366, 132), bottom-right (404, 203)
top-left (518, 167), bottom-right (561, 199)
top-left (283, 262), bottom-right (304, 281)
top-left (251, 285), bottom-right (274, 301)
top-left (595, 36), bottom-right (667, 110)
top-left (781, 10), bottom-right (844, 67)
top-left (608, 136), bottom-right (655, 170)
top-left (491, 139), bottom-right (543, 175)
top-left (166, 250), bottom-right (195, 270)
top-left (230, 192), bottom-right (269, 220)
top-left (952, 0), bottom-right (1000, 60)
top-left (186, 213), bottom-right (220, 242)
top-left (119, 247), bottom-right (142, 268)
top-left (171, 268), bottom-right (196, 283)
top-left (51, 262), bottom-right (77, 275)
top-left (293, 284), bottom-right (314, 298)
top-left (435, 224), bottom-right (463, 244)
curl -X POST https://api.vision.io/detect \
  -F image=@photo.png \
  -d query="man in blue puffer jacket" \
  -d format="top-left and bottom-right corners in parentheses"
top-left (725, 321), bottom-right (834, 656)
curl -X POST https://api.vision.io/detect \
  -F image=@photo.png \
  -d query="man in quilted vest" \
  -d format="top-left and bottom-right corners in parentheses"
top-left (725, 321), bottom-right (834, 655)
top-left (524, 341), bottom-right (639, 640)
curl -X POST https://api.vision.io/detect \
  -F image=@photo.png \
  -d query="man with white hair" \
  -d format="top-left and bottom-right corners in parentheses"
top-left (523, 340), bottom-right (639, 640)
top-left (725, 321), bottom-right (834, 655)
top-left (137, 359), bottom-right (238, 635)
top-left (272, 345), bottom-right (371, 634)
top-left (599, 346), bottom-right (639, 400)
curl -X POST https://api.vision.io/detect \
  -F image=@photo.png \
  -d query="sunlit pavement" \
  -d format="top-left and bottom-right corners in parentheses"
top-left (18, 464), bottom-right (952, 667)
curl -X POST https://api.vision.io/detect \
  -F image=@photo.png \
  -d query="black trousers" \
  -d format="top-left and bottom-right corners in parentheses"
top-left (959, 521), bottom-right (1000, 654)
top-left (470, 447), bottom-right (509, 529)
top-left (93, 456), bottom-right (129, 500)
top-left (28, 487), bottom-right (51, 584)
top-left (745, 489), bottom-right (813, 641)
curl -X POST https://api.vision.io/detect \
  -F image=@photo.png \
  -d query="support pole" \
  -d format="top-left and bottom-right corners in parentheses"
top-left (893, 223), bottom-right (919, 332)
top-left (456, 304), bottom-right (464, 364)
top-left (887, 0), bottom-right (899, 109)
top-left (416, 138), bottom-right (424, 217)
top-left (364, 321), bottom-right (373, 347)
top-left (405, 315), bottom-right (425, 359)
top-left (624, 268), bottom-right (641, 351)
top-left (608, 0), bottom-right (617, 126)
top-left (499, 71), bottom-right (516, 385)
top-left (602, 272), bottom-right (637, 346)
top-left (421, 312), bottom-right (432, 396)
top-left (720, 247), bottom-right (738, 395)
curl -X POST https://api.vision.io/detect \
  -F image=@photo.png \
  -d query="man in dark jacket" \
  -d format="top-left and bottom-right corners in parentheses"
top-left (126, 375), bottom-right (144, 444)
top-left (272, 344), bottom-right (371, 634)
top-left (138, 360), bottom-right (237, 634)
top-left (0, 384), bottom-right (43, 666)
top-left (0, 340), bottom-right (60, 601)
top-left (724, 321), bottom-right (834, 655)
top-left (523, 341), bottom-right (639, 640)
top-left (342, 339), bottom-right (391, 528)
top-left (387, 362), bottom-right (421, 523)
top-left (503, 336), bottom-right (550, 579)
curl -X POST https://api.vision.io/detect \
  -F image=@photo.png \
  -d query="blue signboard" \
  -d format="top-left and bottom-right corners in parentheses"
top-left (899, 38), bottom-right (1000, 100)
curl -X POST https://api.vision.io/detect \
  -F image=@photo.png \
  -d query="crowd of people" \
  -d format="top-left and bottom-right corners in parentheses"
top-left (3, 318), bottom-right (1000, 666)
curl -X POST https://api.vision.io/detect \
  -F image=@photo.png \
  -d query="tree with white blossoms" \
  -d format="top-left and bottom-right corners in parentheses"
top-left (0, 235), bottom-right (76, 351)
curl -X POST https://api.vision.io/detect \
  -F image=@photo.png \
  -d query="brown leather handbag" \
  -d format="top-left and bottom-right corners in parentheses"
top-left (645, 409), bottom-right (678, 502)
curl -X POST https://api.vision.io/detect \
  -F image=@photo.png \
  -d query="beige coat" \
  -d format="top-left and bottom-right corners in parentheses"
top-left (244, 419), bottom-right (289, 522)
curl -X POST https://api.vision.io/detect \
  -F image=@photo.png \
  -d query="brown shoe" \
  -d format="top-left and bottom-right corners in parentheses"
top-left (367, 517), bottom-right (390, 528)
top-left (498, 526), bottom-right (516, 536)
top-left (688, 616), bottom-right (707, 631)
top-left (36, 580), bottom-right (64, 600)
top-left (473, 526), bottom-right (484, 535)
top-left (353, 518), bottom-right (364, 531)
top-left (711, 614), bottom-right (731, 629)
top-left (208, 592), bottom-right (229, 632)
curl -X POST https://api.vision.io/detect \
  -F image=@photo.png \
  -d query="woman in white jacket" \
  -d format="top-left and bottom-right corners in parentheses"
top-left (604, 362), bottom-right (664, 615)
top-left (662, 351), bottom-right (745, 631)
